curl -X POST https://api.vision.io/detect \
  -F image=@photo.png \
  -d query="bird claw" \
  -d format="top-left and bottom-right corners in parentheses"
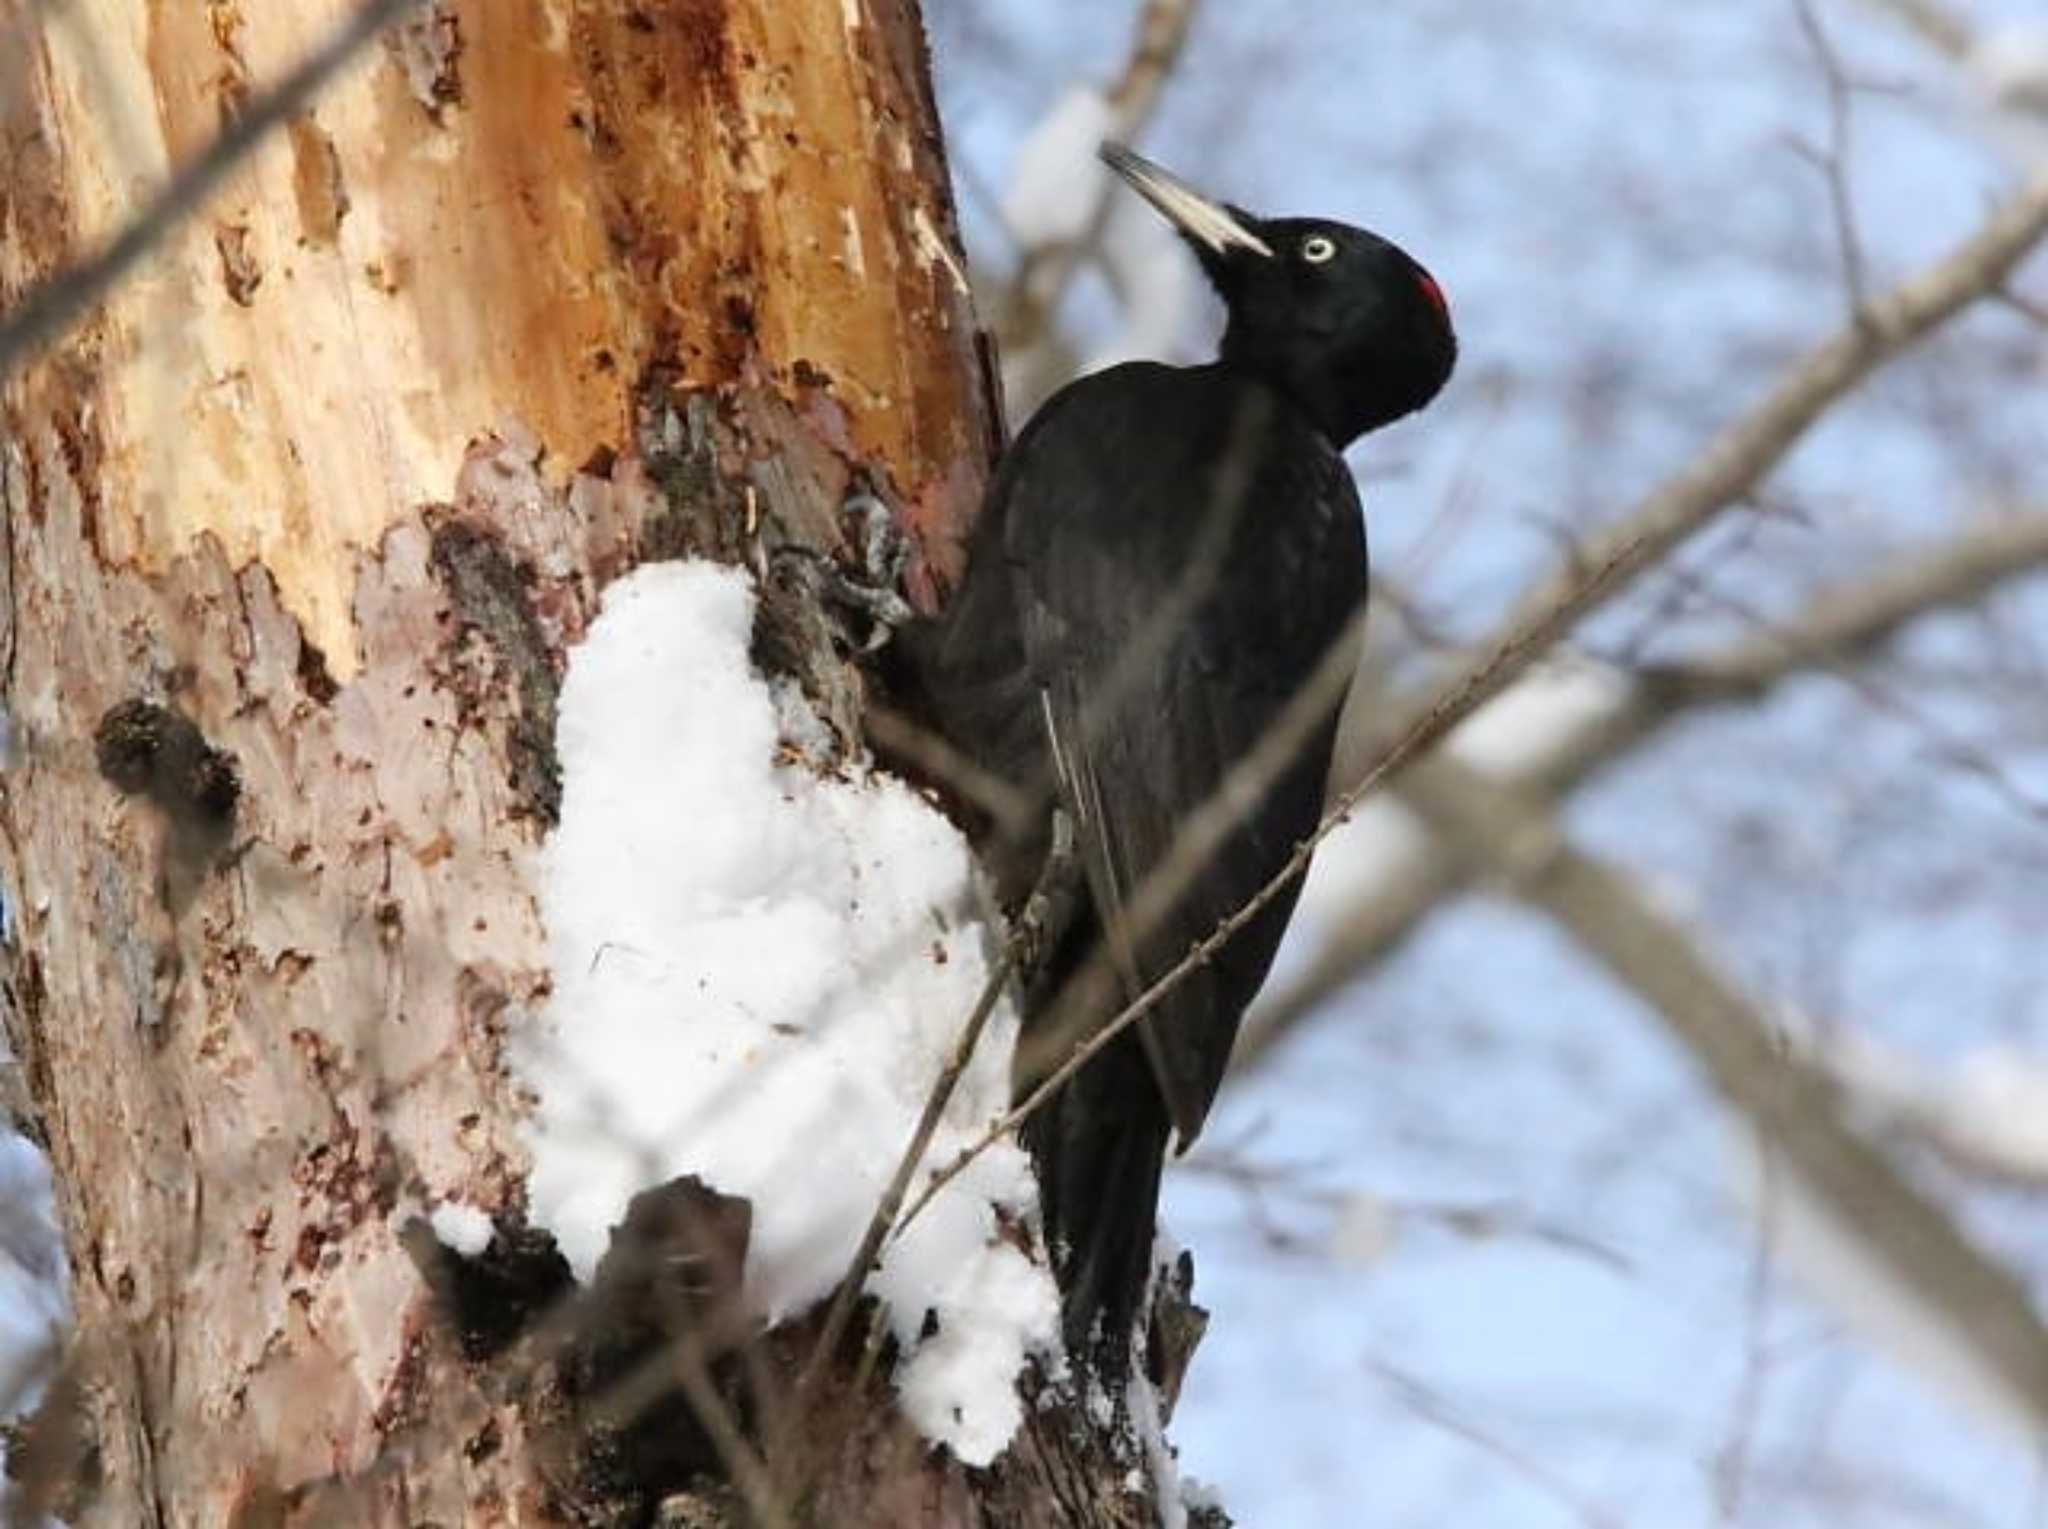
top-left (768, 483), bottom-right (916, 655)
top-left (845, 485), bottom-right (913, 601)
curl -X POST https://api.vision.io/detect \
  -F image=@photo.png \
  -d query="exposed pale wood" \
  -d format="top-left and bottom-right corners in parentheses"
top-left (0, 1), bottom-right (1165, 1523)
top-left (4, 0), bottom-right (993, 672)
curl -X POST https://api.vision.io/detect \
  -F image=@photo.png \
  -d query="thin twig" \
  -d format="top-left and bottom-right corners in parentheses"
top-left (1374, 1360), bottom-right (1630, 1529)
top-left (1793, 0), bottom-right (1872, 315)
top-left (798, 941), bottom-right (1020, 1395)
top-left (591, 1324), bottom-right (796, 1529)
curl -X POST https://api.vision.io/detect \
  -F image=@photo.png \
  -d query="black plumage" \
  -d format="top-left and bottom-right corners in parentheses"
top-left (894, 145), bottom-right (1456, 1373)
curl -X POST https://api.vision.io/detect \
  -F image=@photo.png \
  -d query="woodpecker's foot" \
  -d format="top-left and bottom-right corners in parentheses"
top-left (834, 484), bottom-right (917, 645)
top-left (1010, 808), bottom-right (1081, 978)
top-left (845, 482), bottom-right (914, 610)
top-left (770, 484), bottom-right (915, 654)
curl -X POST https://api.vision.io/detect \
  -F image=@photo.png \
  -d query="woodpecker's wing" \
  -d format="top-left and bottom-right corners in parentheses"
top-left (998, 362), bottom-right (1367, 1147)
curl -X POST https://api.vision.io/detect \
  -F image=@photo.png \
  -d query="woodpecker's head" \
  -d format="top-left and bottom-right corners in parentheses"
top-left (1100, 142), bottom-right (1456, 448)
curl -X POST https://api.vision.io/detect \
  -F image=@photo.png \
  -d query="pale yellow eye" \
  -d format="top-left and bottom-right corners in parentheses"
top-left (1301, 235), bottom-right (1337, 264)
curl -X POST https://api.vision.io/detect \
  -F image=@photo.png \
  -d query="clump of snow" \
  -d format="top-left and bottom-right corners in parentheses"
top-left (1286, 798), bottom-right (1433, 936)
top-left (1128, 1369), bottom-right (1187, 1529)
top-left (429, 1200), bottom-right (494, 1258)
top-left (0, 1125), bottom-right (66, 1517)
top-left (1936, 1050), bottom-right (2048, 1176)
top-left (1824, 1032), bottom-right (2048, 1184)
top-left (1001, 86), bottom-right (1115, 249)
top-left (1449, 657), bottom-right (1630, 778)
top-left (1330, 1190), bottom-right (1398, 1269)
top-left (516, 560), bottom-right (1058, 1466)
top-left (1082, 193), bottom-right (1200, 377)
top-left (1975, 24), bottom-right (2048, 119)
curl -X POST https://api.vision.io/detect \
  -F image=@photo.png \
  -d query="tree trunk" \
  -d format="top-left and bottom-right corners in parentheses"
top-left (0, 2), bottom-right (1186, 1523)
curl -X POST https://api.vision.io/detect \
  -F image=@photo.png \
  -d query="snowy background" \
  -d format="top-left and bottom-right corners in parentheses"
top-left (926, 0), bottom-right (2048, 1524)
top-left (2, 0), bottom-right (2046, 1524)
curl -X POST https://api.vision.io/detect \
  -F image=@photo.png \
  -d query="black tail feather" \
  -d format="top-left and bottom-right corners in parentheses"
top-left (1021, 1026), bottom-right (1170, 1377)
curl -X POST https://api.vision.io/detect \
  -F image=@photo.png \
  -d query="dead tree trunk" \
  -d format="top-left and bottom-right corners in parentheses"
top-left (0, 2), bottom-right (1188, 1523)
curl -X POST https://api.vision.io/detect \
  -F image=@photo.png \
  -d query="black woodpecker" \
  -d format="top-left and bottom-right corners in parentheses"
top-left (893, 144), bottom-right (1456, 1374)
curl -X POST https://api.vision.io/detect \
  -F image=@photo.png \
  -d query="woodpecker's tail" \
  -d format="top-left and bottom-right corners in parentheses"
top-left (1020, 1025), bottom-right (1170, 1377)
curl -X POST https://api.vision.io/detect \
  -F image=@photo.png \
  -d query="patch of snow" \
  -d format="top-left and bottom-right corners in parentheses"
top-left (1128, 1369), bottom-right (1186, 1529)
top-left (1001, 86), bottom-right (1115, 250)
top-left (1940, 1051), bottom-right (2048, 1176)
top-left (1083, 193), bottom-right (1199, 376)
top-left (1287, 797), bottom-right (1433, 936)
top-left (429, 1200), bottom-right (494, 1258)
top-left (1330, 1190), bottom-right (1398, 1268)
top-left (1975, 24), bottom-right (2048, 119)
top-left (0, 1125), bottom-right (67, 1516)
top-left (1825, 1032), bottom-right (2048, 1183)
top-left (517, 560), bottom-right (1058, 1466)
top-left (1448, 658), bottom-right (1630, 778)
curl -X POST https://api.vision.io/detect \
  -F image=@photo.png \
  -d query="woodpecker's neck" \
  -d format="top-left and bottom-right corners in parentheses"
top-left (1219, 328), bottom-right (1443, 449)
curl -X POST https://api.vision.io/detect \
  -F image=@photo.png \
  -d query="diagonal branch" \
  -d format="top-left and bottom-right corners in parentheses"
top-left (1397, 751), bottom-right (2048, 1432)
top-left (995, 0), bottom-right (1199, 390)
top-left (1238, 512), bottom-right (2048, 1064)
top-left (1359, 164), bottom-right (2048, 776)
top-left (1853, 0), bottom-right (1973, 62)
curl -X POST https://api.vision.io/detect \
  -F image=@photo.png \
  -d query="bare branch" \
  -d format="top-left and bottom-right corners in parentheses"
top-left (995, 0), bottom-right (1199, 383)
top-left (1361, 164), bottom-right (2048, 775)
top-left (1398, 751), bottom-right (2048, 1432)
top-left (1853, 0), bottom-right (1974, 63)
top-left (1240, 512), bottom-right (2048, 1064)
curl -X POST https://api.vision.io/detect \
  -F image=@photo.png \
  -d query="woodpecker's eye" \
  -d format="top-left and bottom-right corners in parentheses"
top-left (1301, 235), bottom-right (1337, 265)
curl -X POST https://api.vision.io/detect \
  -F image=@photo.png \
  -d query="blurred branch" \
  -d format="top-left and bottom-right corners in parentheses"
top-left (1854, 0), bottom-right (1973, 62)
top-left (1996, 288), bottom-right (2048, 327)
top-left (1812, 1035), bottom-right (2048, 1189)
top-left (1542, 512), bottom-right (2048, 785)
top-left (0, 0), bottom-right (423, 379)
top-left (1239, 512), bottom-right (2048, 1064)
top-left (1372, 1360), bottom-right (1629, 1529)
top-left (1792, 0), bottom-right (1872, 313)
top-left (1398, 751), bottom-right (2048, 1433)
top-left (996, 0), bottom-right (1199, 387)
top-left (1105, 0), bottom-right (1198, 118)
top-left (1358, 165), bottom-right (2048, 780)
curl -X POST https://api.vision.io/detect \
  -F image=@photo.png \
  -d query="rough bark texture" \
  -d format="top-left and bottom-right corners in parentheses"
top-left (0, 2), bottom-right (1180, 1525)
